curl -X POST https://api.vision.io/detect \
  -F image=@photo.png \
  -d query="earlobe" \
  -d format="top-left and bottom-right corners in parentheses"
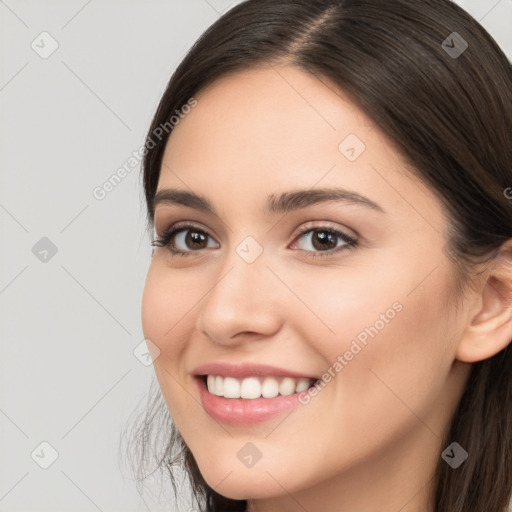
top-left (456, 243), bottom-right (512, 363)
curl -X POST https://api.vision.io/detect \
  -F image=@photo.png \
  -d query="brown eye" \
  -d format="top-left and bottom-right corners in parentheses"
top-left (182, 229), bottom-right (209, 250)
top-left (152, 223), bottom-right (219, 256)
top-left (152, 222), bottom-right (358, 259)
top-left (290, 227), bottom-right (358, 258)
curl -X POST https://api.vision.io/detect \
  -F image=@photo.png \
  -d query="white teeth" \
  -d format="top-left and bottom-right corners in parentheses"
top-left (223, 377), bottom-right (241, 398)
top-left (207, 375), bottom-right (216, 394)
top-left (240, 377), bottom-right (261, 399)
top-left (214, 375), bottom-right (224, 396)
top-left (261, 377), bottom-right (279, 398)
top-left (295, 378), bottom-right (311, 393)
top-left (205, 375), bottom-right (316, 399)
top-left (278, 377), bottom-right (296, 396)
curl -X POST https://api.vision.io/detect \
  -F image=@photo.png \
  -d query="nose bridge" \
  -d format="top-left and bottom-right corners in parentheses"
top-left (212, 232), bottom-right (271, 304)
top-left (196, 237), bottom-right (282, 342)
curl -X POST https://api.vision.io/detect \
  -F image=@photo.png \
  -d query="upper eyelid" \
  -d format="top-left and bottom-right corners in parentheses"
top-left (160, 221), bottom-right (218, 239)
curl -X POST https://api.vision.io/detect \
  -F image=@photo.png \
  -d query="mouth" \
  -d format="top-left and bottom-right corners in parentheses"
top-left (195, 374), bottom-right (320, 425)
top-left (198, 374), bottom-right (320, 399)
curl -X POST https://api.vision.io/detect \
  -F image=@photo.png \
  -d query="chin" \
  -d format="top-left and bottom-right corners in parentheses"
top-left (199, 469), bottom-right (285, 501)
top-left (193, 447), bottom-right (316, 501)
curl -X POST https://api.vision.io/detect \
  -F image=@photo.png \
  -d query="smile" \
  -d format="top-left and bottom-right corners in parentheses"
top-left (204, 374), bottom-right (318, 399)
top-left (195, 375), bottom-right (320, 425)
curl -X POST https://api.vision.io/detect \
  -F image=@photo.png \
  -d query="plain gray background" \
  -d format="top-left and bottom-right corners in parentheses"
top-left (1, 1), bottom-right (511, 511)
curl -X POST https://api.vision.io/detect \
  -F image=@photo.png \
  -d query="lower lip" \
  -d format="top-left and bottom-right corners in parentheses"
top-left (195, 377), bottom-right (304, 425)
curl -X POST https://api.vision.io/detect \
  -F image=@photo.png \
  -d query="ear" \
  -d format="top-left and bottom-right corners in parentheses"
top-left (456, 241), bottom-right (512, 363)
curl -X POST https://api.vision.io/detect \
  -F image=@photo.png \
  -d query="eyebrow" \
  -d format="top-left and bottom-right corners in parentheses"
top-left (152, 187), bottom-right (385, 216)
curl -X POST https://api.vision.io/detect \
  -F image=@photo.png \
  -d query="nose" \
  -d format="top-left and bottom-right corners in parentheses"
top-left (195, 248), bottom-right (283, 347)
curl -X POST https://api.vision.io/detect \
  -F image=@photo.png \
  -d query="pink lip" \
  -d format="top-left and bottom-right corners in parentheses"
top-left (195, 376), bottom-right (305, 425)
top-left (192, 361), bottom-right (318, 380)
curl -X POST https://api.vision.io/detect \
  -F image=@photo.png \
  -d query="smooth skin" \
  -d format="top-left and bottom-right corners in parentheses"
top-left (141, 65), bottom-right (512, 512)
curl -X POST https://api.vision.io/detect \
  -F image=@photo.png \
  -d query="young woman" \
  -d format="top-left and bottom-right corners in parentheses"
top-left (128, 1), bottom-right (512, 510)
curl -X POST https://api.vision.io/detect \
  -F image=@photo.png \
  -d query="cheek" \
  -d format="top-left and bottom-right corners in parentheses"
top-left (327, 283), bottom-right (453, 453)
top-left (141, 261), bottom-right (195, 356)
top-left (140, 263), bottom-right (199, 414)
top-left (289, 256), bottom-right (456, 442)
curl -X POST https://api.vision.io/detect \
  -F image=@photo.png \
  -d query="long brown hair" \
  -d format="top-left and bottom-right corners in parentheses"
top-left (125, 1), bottom-right (512, 510)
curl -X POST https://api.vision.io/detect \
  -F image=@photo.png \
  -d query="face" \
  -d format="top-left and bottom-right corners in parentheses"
top-left (141, 65), bottom-right (472, 508)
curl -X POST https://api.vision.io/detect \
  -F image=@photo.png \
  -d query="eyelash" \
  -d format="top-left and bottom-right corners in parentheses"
top-left (151, 222), bottom-right (359, 259)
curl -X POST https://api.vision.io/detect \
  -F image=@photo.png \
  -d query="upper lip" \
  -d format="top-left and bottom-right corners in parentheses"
top-left (193, 362), bottom-right (319, 380)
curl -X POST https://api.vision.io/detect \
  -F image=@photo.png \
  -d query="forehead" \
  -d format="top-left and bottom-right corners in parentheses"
top-left (163, 65), bottom-right (377, 167)
top-left (157, 65), bottom-right (443, 228)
